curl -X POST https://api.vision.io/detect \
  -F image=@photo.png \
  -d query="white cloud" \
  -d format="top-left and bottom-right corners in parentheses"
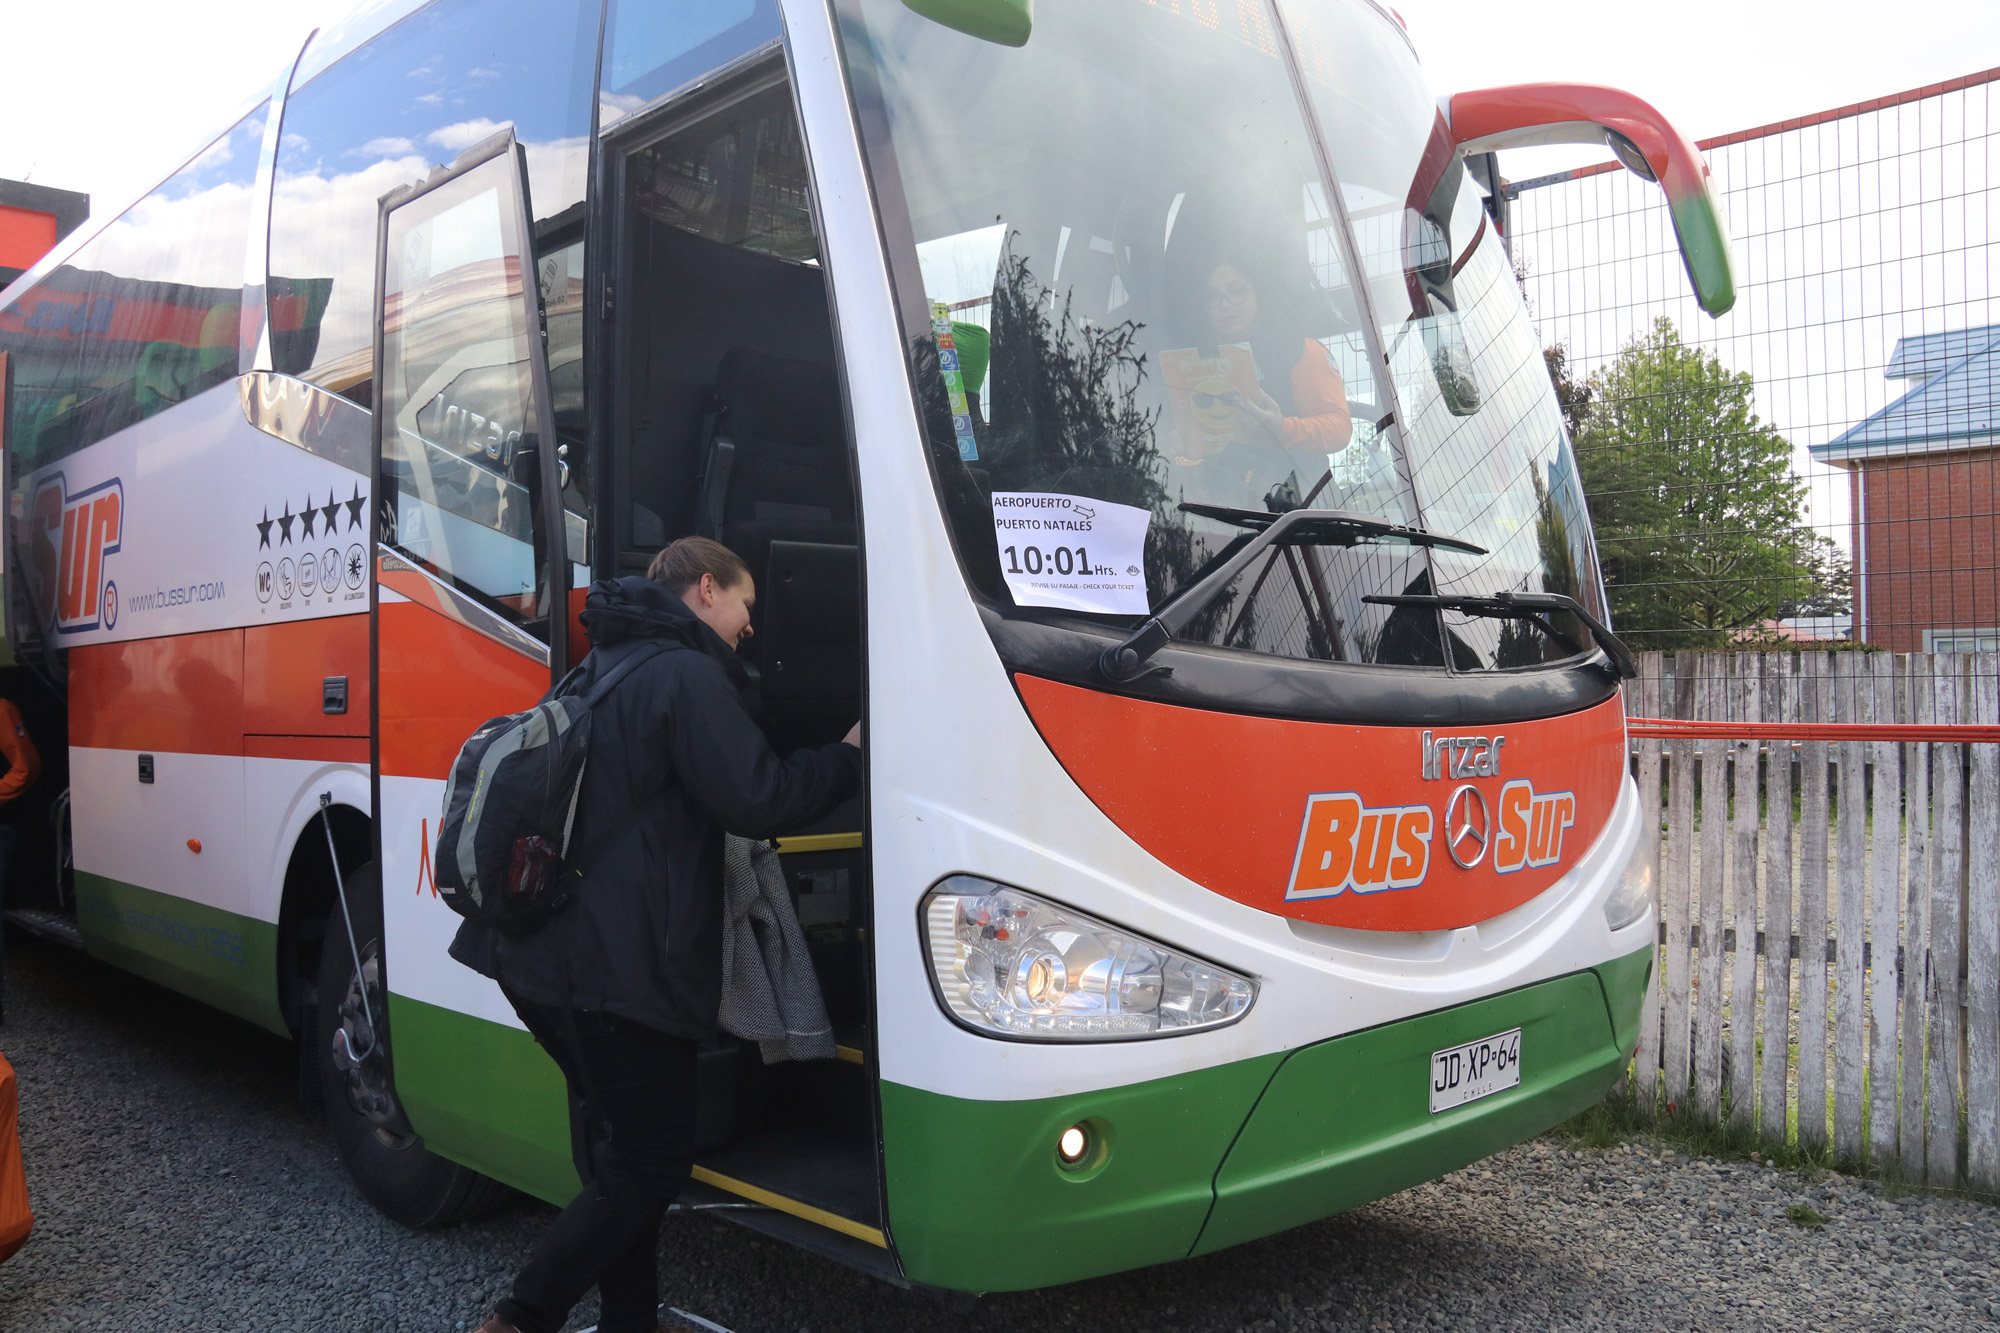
top-left (269, 153), bottom-right (430, 366)
top-left (88, 178), bottom-right (261, 291)
top-left (597, 92), bottom-right (645, 132)
top-left (358, 136), bottom-right (416, 156)
top-left (427, 118), bottom-right (513, 152)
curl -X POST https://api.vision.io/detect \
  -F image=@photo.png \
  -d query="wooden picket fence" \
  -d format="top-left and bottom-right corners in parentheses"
top-left (1620, 650), bottom-right (2000, 1193)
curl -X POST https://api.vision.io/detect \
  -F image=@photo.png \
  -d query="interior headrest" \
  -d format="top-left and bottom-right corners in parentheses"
top-left (714, 348), bottom-right (843, 449)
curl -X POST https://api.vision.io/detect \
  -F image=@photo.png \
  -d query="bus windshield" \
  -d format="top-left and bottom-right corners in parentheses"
top-left (840, 0), bottom-right (1606, 671)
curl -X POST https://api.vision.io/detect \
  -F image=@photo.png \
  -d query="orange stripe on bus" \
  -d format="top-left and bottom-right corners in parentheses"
top-left (1013, 675), bottom-right (1626, 934)
top-left (377, 599), bottom-right (549, 779)
top-left (69, 631), bottom-right (246, 756)
top-left (245, 614), bottom-right (370, 737)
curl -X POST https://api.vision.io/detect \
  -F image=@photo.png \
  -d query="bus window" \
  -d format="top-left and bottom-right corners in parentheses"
top-left (598, 0), bottom-right (779, 127)
top-left (838, 0), bottom-right (1606, 673)
top-left (267, 0), bottom-right (598, 405)
top-left (1277, 0), bottom-right (1605, 669)
top-left (0, 103), bottom-right (267, 474)
top-left (377, 142), bottom-right (559, 638)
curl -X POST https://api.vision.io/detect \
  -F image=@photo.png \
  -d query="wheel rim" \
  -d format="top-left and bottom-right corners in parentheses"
top-left (329, 941), bottom-right (418, 1149)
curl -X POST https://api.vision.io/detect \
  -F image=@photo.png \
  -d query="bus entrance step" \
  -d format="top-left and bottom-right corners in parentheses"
top-left (579, 1308), bottom-right (735, 1333)
top-left (2, 909), bottom-right (83, 950)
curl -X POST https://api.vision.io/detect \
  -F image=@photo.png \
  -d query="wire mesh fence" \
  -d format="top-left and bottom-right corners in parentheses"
top-left (1507, 71), bottom-right (2000, 1184)
top-left (1508, 67), bottom-right (2000, 664)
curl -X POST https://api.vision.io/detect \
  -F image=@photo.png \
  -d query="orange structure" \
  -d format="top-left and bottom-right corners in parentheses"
top-left (0, 181), bottom-right (88, 291)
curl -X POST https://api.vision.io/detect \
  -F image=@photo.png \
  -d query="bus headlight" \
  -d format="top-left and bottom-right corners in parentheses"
top-left (922, 877), bottom-right (1255, 1040)
top-left (1603, 852), bottom-right (1656, 932)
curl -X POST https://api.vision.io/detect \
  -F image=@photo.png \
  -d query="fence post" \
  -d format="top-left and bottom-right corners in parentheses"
top-left (1797, 651), bottom-right (1832, 1152)
top-left (1833, 651), bottom-right (1868, 1160)
top-left (1866, 651), bottom-right (1902, 1170)
top-left (1967, 653), bottom-right (2000, 1193)
top-left (1729, 653), bottom-right (1761, 1133)
top-left (1900, 654), bottom-right (1933, 1172)
top-left (1633, 653), bottom-right (1666, 1119)
top-left (1695, 653), bottom-right (1728, 1124)
top-left (1664, 656), bottom-right (1696, 1115)
top-left (1926, 660), bottom-right (1966, 1185)
top-left (1759, 652), bottom-right (1796, 1148)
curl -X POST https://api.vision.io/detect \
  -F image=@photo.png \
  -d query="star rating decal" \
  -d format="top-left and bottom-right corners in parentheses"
top-left (257, 488), bottom-right (369, 552)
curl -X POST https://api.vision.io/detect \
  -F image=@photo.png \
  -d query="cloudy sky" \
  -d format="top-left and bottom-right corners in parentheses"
top-left (3, 0), bottom-right (1995, 221)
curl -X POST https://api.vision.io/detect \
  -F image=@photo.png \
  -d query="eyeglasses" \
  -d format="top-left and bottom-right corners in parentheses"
top-left (1205, 279), bottom-right (1255, 308)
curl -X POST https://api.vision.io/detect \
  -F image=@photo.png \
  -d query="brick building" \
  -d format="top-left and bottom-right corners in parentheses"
top-left (1812, 326), bottom-right (2000, 653)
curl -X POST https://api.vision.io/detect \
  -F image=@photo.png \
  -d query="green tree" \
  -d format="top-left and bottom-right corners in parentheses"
top-left (1543, 342), bottom-right (1594, 442)
top-left (1573, 317), bottom-right (1814, 649)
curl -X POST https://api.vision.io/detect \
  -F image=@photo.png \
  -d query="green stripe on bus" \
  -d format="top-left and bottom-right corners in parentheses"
top-left (881, 949), bottom-right (1652, 1292)
top-left (74, 872), bottom-right (285, 1036)
top-left (1194, 949), bottom-right (1651, 1256)
top-left (880, 1052), bottom-right (1288, 1292)
top-left (385, 992), bottom-right (580, 1206)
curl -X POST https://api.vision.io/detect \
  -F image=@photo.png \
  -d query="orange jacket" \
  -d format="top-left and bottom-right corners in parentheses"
top-left (1279, 338), bottom-right (1355, 454)
top-left (0, 1050), bottom-right (29, 1264)
top-left (0, 701), bottom-right (39, 806)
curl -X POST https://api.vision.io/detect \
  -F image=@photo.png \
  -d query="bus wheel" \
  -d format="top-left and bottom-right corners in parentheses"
top-left (316, 864), bottom-right (510, 1227)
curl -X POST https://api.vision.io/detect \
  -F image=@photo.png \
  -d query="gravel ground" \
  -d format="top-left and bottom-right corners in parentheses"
top-left (0, 936), bottom-right (1994, 1333)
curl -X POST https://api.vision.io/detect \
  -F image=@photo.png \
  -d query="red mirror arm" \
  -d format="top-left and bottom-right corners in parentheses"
top-left (1448, 83), bottom-right (1736, 316)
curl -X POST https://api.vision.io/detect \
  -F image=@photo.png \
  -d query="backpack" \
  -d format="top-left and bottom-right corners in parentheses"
top-left (432, 641), bottom-right (663, 935)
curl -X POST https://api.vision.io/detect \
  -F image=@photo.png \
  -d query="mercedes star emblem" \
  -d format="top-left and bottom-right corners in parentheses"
top-left (1445, 783), bottom-right (1491, 869)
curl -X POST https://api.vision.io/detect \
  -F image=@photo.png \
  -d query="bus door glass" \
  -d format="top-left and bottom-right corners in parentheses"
top-left (372, 135), bottom-right (567, 670)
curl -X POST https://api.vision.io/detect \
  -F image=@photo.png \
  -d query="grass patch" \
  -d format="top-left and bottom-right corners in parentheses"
top-left (1553, 1096), bottom-right (1834, 1174)
top-left (1785, 1203), bottom-right (1827, 1229)
top-left (1551, 1091), bottom-right (2000, 1207)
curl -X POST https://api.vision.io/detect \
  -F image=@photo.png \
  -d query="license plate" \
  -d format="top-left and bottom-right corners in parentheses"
top-left (1429, 1027), bottom-right (1522, 1113)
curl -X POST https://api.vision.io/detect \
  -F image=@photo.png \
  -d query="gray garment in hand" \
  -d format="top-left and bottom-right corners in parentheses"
top-left (719, 835), bottom-right (835, 1063)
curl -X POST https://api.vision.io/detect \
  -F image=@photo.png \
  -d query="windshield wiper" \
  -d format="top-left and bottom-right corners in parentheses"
top-left (1362, 590), bottom-right (1638, 679)
top-left (1098, 507), bottom-right (1489, 683)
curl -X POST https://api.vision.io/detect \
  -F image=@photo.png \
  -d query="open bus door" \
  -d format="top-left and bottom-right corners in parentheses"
top-left (344, 132), bottom-right (575, 1223)
top-left (356, 105), bottom-right (892, 1272)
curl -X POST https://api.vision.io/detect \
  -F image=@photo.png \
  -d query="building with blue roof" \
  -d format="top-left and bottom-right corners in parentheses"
top-left (1811, 325), bottom-right (2000, 652)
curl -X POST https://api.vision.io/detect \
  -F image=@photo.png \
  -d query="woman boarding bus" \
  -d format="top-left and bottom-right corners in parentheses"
top-left (0, 0), bottom-right (1727, 1296)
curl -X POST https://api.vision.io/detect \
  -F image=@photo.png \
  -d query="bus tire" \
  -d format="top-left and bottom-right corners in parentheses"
top-left (316, 864), bottom-right (511, 1227)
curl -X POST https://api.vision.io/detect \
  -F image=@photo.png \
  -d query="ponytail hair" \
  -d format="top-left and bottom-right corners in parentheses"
top-left (647, 536), bottom-right (751, 594)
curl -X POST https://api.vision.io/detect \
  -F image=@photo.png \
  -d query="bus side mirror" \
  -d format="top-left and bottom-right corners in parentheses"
top-left (902, 0), bottom-right (1032, 47)
top-left (1447, 83), bottom-right (1736, 317)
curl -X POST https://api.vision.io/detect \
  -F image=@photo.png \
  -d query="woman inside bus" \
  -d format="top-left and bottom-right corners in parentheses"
top-left (1165, 235), bottom-right (1353, 509)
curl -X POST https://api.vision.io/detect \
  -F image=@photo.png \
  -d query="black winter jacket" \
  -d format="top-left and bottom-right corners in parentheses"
top-left (450, 575), bottom-right (862, 1040)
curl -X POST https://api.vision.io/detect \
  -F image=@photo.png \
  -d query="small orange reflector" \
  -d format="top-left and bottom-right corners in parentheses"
top-left (186, 839), bottom-right (202, 854)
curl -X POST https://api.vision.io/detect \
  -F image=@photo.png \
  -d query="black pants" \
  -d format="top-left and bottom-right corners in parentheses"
top-left (497, 988), bottom-right (698, 1333)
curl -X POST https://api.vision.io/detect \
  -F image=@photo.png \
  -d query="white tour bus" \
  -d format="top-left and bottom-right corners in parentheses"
top-left (0, 0), bottom-right (1729, 1295)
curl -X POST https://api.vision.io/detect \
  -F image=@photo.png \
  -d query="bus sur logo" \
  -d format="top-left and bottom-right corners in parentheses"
top-left (30, 475), bottom-right (124, 634)
top-left (1285, 792), bottom-right (1432, 899)
top-left (1492, 779), bottom-right (1576, 874)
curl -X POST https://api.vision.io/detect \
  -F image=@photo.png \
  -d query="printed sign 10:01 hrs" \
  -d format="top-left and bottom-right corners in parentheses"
top-left (1001, 542), bottom-right (1103, 578)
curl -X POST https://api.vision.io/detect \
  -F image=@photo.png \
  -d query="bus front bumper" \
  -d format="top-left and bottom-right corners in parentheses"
top-left (881, 945), bottom-right (1651, 1292)
top-left (1193, 943), bottom-right (1649, 1255)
